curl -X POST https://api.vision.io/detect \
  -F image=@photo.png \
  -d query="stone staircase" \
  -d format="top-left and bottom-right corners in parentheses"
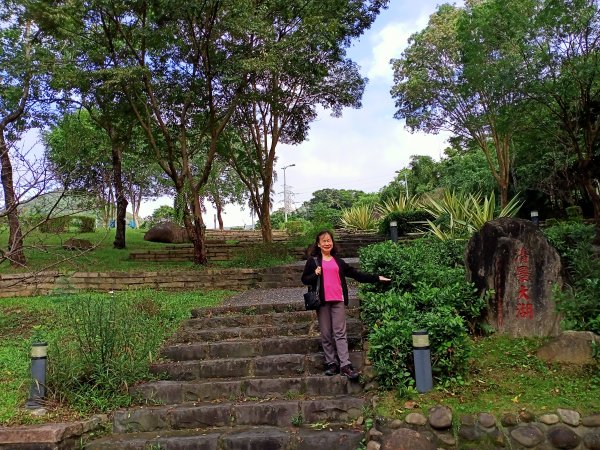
top-left (86, 300), bottom-right (369, 449)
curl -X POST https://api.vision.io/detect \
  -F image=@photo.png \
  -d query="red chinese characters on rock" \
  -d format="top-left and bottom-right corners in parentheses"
top-left (515, 248), bottom-right (534, 320)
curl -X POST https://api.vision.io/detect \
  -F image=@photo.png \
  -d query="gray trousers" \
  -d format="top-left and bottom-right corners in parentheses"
top-left (317, 301), bottom-right (350, 367)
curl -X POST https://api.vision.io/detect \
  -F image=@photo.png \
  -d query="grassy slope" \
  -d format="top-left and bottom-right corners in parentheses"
top-left (0, 228), bottom-right (200, 274)
top-left (0, 290), bottom-right (232, 426)
top-left (377, 335), bottom-right (600, 421)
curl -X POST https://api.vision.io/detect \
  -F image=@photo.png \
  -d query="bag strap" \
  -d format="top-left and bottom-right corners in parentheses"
top-left (313, 257), bottom-right (320, 290)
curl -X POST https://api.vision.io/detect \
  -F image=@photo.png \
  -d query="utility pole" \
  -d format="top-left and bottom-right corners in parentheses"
top-left (282, 163), bottom-right (295, 222)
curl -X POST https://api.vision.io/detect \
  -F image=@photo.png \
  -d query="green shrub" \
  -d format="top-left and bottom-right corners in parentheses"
top-left (359, 239), bottom-right (484, 389)
top-left (48, 293), bottom-right (166, 412)
top-left (377, 210), bottom-right (432, 237)
top-left (544, 221), bottom-right (600, 334)
top-left (284, 219), bottom-right (310, 236)
top-left (221, 242), bottom-right (293, 268)
top-left (40, 216), bottom-right (70, 233)
top-left (565, 206), bottom-right (583, 221)
top-left (78, 216), bottom-right (96, 233)
top-left (340, 205), bottom-right (378, 231)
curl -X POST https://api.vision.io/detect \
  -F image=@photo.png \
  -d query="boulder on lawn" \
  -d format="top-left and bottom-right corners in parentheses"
top-left (465, 217), bottom-right (562, 337)
top-left (144, 222), bottom-right (190, 244)
top-left (62, 238), bottom-right (94, 251)
top-left (537, 331), bottom-right (600, 364)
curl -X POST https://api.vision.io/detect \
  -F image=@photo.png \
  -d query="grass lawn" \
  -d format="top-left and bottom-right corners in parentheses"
top-left (376, 335), bottom-right (600, 420)
top-left (0, 289), bottom-right (233, 426)
top-left (0, 228), bottom-right (203, 274)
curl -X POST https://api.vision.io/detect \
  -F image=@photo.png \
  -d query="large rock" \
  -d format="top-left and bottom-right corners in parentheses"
top-left (62, 238), bottom-right (93, 250)
top-left (537, 331), bottom-right (600, 364)
top-left (466, 218), bottom-right (562, 337)
top-left (144, 221), bottom-right (190, 244)
top-left (381, 428), bottom-right (436, 450)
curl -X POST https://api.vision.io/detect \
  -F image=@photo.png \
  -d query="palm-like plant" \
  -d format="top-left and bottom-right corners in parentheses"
top-left (375, 194), bottom-right (421, 216)
top-left (422, 190), bottom-right (522, 239)
top-left (340, 205), bottom-right (378, 231)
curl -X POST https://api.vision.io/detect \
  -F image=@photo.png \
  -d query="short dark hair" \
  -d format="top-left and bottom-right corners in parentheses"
top-left (309, 230), bottom-right (338, 256)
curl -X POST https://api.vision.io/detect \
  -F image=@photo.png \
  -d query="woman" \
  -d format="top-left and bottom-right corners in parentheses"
top-left (301, 230), bottom-right (390, 381)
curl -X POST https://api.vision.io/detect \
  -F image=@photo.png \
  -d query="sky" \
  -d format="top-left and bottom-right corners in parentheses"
top-left (185, 0), bottom-right (459, 228)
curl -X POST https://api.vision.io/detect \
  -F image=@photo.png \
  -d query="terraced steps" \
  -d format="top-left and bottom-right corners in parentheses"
top-left (86, 299), bottom-right (369, 450)
top-left (87, 426), bottom-right (364, 450)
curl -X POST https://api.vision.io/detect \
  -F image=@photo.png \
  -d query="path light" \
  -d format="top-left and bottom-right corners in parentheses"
top-left (412, 330), bottom-right (433, 393)
top-left (26, 342), bottom-right (48, 409)
top-left (389, 221), bottom-right (398, 243)
top-left (530, 210), bottom-right (539, 226)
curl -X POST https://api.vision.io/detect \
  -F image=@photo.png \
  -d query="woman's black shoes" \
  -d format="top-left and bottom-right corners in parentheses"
top-left (340, 364), bottom-right (359, 381)
top-left (324, 362), bottom-right (340, 376)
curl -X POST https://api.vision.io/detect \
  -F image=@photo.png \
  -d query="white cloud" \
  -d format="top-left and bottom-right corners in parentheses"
top-left (365, 14), bottom-right (430, 82)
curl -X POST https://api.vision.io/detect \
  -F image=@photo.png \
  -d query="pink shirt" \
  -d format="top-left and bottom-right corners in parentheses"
top-left (322, 258), bottom-right (343, 302)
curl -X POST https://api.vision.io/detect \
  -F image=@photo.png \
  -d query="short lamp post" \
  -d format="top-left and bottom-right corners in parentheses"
top-left (412, 330), bottom-right (433, 393)
top-left (26, 342), bottom-right (48, 409)
top-left (389, 221), bottom-right (398, 243)
top-left (530, 210), bottom-right (539, 226)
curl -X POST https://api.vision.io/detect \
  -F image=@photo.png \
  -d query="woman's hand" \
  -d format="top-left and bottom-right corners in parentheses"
top-left (379, 275), bottom-right (391, 282)
top-left (315, 266), bottom-right (322, 276)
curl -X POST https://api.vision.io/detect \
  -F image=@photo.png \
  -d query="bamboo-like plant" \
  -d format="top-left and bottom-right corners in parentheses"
top-left (340, 205), bottom-right (378, 231)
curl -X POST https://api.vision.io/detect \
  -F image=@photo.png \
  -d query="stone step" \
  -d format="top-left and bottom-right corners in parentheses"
top-left (150, 352), bottom-right (364, 381)
top-left (86, 426), bottom-right (364, 450)
top-left (183, 308), bottom-right (361, 329)
top-left (161, 335), bottom-right (363, 361)
top-left (132, 374), bottom-right (364, 405)
top-left (190, 299), bottom-right (361, 318)
top-left (111, 397), bottom-right (365, 433)
top-left (169, 318), bottom-right (363, 343)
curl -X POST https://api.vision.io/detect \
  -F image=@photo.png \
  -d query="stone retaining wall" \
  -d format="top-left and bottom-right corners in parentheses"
top-left (366, 405), bottom-right (600, 450)
top-left (0, 265), bottom-right (305, 298)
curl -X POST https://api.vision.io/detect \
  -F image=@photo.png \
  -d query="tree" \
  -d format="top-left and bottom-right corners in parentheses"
top-left (391, 0), bottom-right (533, 207)
top-left (1, 0), bottom-right (54, 266)
top-left (44, 110), bottom-right (167, 228)
top-left (228, 0), bottom-right (387, 242)
top-left (44, 110), bottom-right (115, 227)
top-left (74, 0), bottom-right (287, 264)
top-left (201, 155), bottom-right (247, 231)
top-left (523, 0), bottom-right (600, 242)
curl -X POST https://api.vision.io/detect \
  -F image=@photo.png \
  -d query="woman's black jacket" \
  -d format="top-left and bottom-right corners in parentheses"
top-left (301, 255), bottom-right (379, 306)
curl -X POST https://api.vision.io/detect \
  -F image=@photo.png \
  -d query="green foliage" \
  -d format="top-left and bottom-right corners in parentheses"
top-left (565, 206), bottom-right (584, 221)
top-left (218, 243), bottom-right (293, 268)
top-left (377, 210), bottom-right (432, 237)
top-left (283, 219), bottom-right (310, 236)
top-left (0, 290), bottom-right (229, 423)
top-left (359, 239), bottom-right (485, 389)
top-left (39, 216), bottom-right (70, 233)
top-left (72, 216), bottom-right (96, 233)
top-left (376, 194), bottom-right (422, 216)
top-left (544, 221), bottom-right (600, 334)
top-left (422, 191), bottom-right (522, 240)
top-left (339, 205), bottom-right (378, 231)
top-left (47, 290), bottom-right (227, 413)
top-left (145, 206), bottom-right (180, 228)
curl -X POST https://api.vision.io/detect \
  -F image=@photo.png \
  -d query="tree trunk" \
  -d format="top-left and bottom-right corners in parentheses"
top-left (499, 183), bottom-right (509, 209)
top-left (112, 142), bottom-right (128, 249)
top-left (0, 132), bottom-right (26, 267)
top-left (260, 191), bottom-right (273, 243)
top-left (187, 193), bottom-right (207, 264)
top-left (216, 201), bottom-right (224, 230)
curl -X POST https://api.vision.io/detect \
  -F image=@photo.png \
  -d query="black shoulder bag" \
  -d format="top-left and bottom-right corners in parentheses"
top-left (303, 257), bottom-right (321, 310)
